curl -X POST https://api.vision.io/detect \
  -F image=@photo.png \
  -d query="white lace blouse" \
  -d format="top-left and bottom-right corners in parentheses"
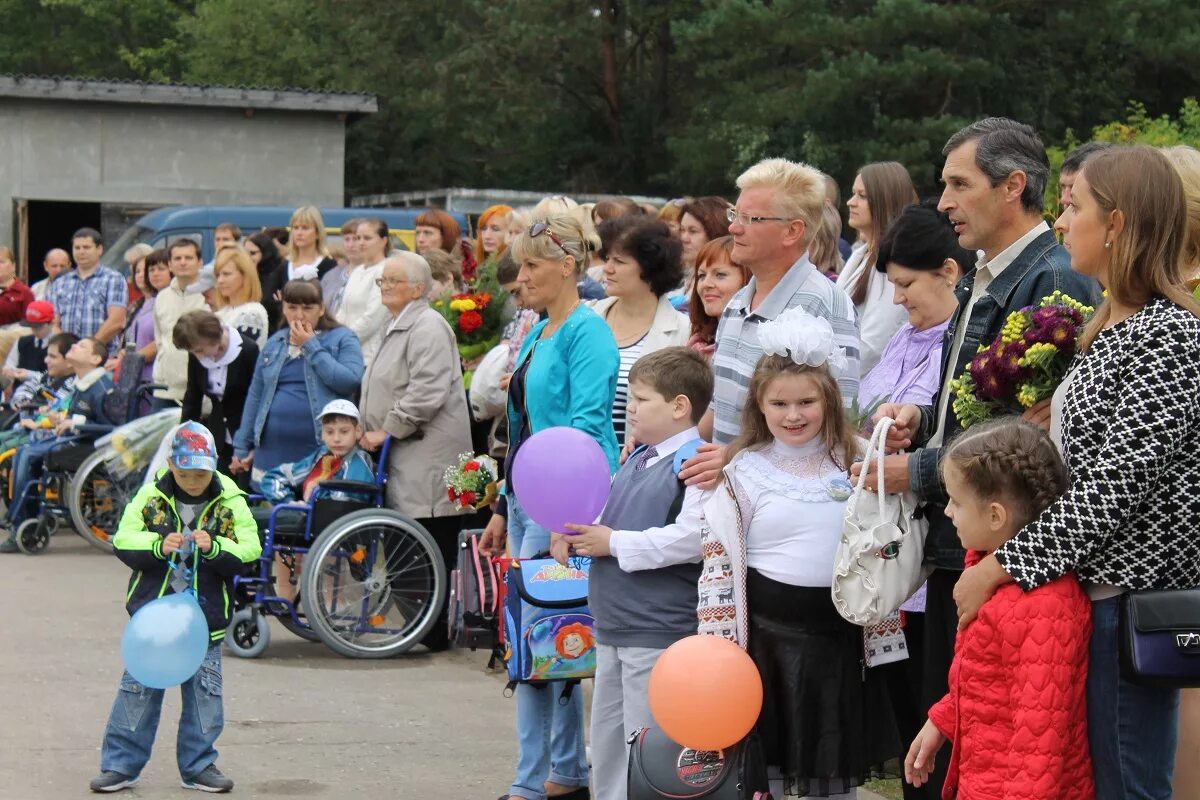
top-left (735, 439), bottom-right (853, 587)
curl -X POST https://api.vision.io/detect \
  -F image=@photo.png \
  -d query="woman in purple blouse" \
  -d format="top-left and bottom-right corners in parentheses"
top-left (122, 248), bottom-right (173, 383)
top-left (858, 201), bottom-right (977, 412)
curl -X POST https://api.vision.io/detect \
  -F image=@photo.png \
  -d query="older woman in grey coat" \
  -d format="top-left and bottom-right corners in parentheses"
top-left (359, 251), bottom-right (472, 650)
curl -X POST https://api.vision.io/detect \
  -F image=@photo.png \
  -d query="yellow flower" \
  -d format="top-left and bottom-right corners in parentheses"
top-left (1016, 384), bottom-right (1040, 409)
top-left (460, 299), bottom-right (477, 311)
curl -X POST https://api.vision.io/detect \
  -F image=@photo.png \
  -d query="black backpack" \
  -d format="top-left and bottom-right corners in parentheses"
top-left (103, 349), bottom-right (147, 424)
top-left (448, 529), bottom-right (502, 654)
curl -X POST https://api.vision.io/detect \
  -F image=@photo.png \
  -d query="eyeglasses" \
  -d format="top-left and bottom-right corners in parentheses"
top-left (375, 277), bottom-right (409, 288)
top-left (529, 220), bottom-right (571, 258)
top-left (726, 207), bottom-right (790, 226)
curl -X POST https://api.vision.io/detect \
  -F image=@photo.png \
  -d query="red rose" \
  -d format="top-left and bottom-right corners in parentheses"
top-left (447, 488), bottom-right (457, 501)
top-left (464, 461), bottom-right (480, 472)
top-left (460, 491), bottom-right (478, 505)
top-left (459, 310), bottom-right (483, 333)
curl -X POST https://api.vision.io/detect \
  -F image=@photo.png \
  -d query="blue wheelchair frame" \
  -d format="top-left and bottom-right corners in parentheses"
top-left (233, 436), bottom-right (395, 639)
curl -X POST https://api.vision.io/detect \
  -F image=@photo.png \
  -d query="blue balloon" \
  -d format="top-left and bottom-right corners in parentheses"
top-left (121, 592), bottom-right (210, 689)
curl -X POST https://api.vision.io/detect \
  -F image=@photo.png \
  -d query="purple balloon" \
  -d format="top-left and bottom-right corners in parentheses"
top-left (511, 427), bottom-right (612, 534)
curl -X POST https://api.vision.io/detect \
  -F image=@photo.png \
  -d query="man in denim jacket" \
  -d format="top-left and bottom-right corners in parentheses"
top-left (862, 117), bottom-right (1102, 798)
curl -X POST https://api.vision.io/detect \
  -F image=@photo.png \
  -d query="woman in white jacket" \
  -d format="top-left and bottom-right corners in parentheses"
top-left (337, 218), bottom-right (393, 369)
top-left (837, 162), bottom-right (919, 374)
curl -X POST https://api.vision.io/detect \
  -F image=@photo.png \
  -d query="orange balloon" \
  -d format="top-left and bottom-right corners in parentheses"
top-left (648, 634), bottom-right (763, 751)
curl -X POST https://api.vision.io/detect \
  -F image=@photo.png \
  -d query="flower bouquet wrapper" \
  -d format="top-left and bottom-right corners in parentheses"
top-left (949, 291), bottom-right (1094, 429)
top-left (100, 409), bottom-right (182, 480)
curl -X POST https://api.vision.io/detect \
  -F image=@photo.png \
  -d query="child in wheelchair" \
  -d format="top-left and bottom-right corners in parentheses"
top-left (0, 332), bottom-right (79, 451)
top-left (1, 338), bottom-right (115, 548)
top-left (254, 399), bottom-right (375, 602)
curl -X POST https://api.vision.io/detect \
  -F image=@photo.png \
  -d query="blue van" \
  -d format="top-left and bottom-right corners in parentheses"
top-left (100, 205), bottom-right (470, 272)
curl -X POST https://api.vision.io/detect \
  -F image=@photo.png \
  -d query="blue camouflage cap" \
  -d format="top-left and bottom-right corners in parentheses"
top-left (170, 421), bottom-right (218, 472)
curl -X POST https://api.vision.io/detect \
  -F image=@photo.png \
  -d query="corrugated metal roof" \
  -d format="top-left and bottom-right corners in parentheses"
top-left (0, 74), bottom-right (377, 115)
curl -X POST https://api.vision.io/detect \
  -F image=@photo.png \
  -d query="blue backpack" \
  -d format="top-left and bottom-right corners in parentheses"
top-left (503, 556), bottom-right (596, 693)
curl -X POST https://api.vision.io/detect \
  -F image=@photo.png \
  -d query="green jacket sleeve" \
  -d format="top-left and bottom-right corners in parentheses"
top-left (201, 494), bottom-right (263, 576)
top-left (112, 485), bottom-right (167, 570)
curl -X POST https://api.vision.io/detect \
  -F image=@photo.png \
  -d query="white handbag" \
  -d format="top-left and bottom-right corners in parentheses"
top-left (831, 417), bottom-right (929, 626)
top-left (468, 343), bottom-right (511, 421)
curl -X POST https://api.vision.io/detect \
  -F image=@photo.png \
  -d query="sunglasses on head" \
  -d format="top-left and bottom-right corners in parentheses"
top-left (529, 220), bottom-right (571, 258)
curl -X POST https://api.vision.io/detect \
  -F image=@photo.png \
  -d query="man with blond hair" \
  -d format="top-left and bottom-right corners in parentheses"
top-left (679, 157), bottom-right (860, 487)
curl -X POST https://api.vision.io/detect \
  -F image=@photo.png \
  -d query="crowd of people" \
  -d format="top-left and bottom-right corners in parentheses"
top-left (1, 117), bottom-right (1197, 800)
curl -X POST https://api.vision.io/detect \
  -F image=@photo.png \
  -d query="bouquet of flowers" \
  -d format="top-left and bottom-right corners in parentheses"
top-left (949, 291), bottom-right (1094, 429)
top-left (435, 272), bottom-right (511, 358)
top-left (444, 452), bottom-right (500, 511)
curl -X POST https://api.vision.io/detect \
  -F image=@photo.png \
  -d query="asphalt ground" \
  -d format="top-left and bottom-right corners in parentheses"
top-left (0, 530), bottom-right (890, 800)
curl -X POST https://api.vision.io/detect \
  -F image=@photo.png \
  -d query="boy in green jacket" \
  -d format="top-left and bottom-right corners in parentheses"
top-left (90, 422), bottom-right (261, 794)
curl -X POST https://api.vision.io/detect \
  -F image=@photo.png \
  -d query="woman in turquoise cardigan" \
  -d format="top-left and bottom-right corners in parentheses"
top-left (481, 213), bottom-right (618, 800)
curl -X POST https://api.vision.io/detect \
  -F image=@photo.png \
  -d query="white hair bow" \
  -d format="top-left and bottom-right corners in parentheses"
top-left (757, 306), bottom-right (849, 376)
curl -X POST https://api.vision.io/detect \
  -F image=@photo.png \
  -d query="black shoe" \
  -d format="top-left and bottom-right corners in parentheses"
top-left (0, 536), bottom-right (18, 554)
top-left (181, 764), bottom-right (233, 793)
top-left (89, 771), bottom-right (138, 793)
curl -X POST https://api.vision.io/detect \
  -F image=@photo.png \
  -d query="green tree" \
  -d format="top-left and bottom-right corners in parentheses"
top-left (0, 0), bottom-right (192, 80)
top-left (1045, 98), bottom-right (1200, 217)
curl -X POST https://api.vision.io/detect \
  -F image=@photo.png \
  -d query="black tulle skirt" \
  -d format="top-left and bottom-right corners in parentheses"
top-left (746, 568), bottom-right (898, 796)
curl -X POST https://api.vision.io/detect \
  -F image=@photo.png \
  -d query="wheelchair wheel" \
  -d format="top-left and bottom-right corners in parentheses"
top-left (225, 607), bottom-right (271, 659)
top-left (299, 509), bottom-right (445, 659)
top-left (68, 451), bottom-right (134, 553)
top-left (15, 518), bottom-right (50, 555)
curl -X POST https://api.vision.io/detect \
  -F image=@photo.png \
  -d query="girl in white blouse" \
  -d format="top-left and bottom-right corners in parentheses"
top-left (212, 246), bottom-right (269, 348)
top-left (602, 307), bottom-right (895, 799)
top-left (336, 218), bottom-right (393, 369)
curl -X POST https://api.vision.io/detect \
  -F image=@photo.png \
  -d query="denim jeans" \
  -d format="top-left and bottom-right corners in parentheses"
top-left (100, 643), bottom-right (224, 780)
top-left (507, 496), bottom-right (589, 800)
top-left (1089, 596), bottom-right (1179, 799)
top-left (8, 437), bottom-right (57, 527)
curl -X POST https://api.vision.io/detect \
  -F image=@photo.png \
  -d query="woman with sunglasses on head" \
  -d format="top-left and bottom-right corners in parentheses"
top-left (479, 214), bottom-right (619, 800)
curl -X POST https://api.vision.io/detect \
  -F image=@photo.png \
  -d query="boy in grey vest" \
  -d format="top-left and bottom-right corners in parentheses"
top-left (559, 347), bottom-right (713, 800)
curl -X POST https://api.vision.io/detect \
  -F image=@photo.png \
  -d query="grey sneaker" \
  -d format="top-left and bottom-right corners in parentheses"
top-left (0, 536), bottom-right (18, 554)
top-left (89, 771), bottom-right (138, 793)
top-left (182, 764), bottom-right (233, 793)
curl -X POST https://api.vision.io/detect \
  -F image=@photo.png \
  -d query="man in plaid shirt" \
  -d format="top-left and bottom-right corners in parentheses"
top-left (47, 228), bottom-right (128, 356)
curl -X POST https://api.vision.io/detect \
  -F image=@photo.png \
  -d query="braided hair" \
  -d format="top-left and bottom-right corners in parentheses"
top-left (944, 419), bottom-right (1067, 528)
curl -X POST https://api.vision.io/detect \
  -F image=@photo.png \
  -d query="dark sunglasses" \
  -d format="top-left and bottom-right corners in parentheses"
top-left (529, 220), bottom-right (571, 258)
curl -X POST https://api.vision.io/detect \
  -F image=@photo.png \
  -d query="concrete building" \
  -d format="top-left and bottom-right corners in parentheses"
top-left (0, 75), bottom-right (375, 280)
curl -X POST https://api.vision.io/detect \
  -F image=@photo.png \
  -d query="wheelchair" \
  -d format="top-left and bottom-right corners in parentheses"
top-left (8, 369), bottom-right (160, 555)
top-left (225, 436), bottom-right (448, 660)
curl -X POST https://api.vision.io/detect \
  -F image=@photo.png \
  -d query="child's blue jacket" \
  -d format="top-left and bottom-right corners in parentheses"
top-left (258, 445), bottom-right (375, 504)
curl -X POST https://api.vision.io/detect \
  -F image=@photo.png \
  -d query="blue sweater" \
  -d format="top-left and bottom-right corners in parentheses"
top-left (505, 305), bottom-right (620, 498)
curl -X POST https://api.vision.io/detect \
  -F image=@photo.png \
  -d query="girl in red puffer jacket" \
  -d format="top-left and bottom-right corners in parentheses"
top-left (905, 419), bottom-right (1094, 799)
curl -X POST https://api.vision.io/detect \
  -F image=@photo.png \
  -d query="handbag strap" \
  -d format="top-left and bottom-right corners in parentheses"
top-left (852, 417), bottom-right (893, 516)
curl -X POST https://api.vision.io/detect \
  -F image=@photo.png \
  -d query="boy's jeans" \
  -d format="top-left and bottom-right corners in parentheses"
top-left (100, 643), bottom-right (224, 780)
top-left (507, 497), bottom-right (589, 800)
top-left (8, 437), bottom-right (57, 526)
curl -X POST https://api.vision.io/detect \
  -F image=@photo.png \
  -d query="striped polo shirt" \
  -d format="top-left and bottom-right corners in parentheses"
top-left (711, 255), bottom-right (860, 445)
